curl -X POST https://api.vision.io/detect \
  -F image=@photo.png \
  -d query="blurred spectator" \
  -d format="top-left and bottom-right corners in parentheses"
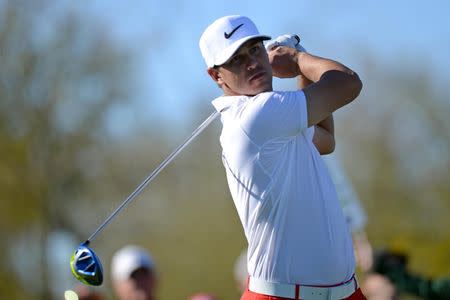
top-left (361, 273), bottom-right (398, 300)
top-left (234, 247), bottom-right (399, 300)
top-left (323, 154), bottom-right (398, 299)
top-left (232, 154), bottom-right (400, 299)
top-left (324, 153), bottom-right (450, 300)
top-left (111, 245), bottom-right (157, 300)
top-left (370, 249), bottom-right (450, 300)
top-left (73, 284), bottom-right (105, 300)
top-left (322, 154), bottom-right (368, 235)
top-left (233, 249), bottom-right (248, 294)
top-left (322, 154), bottom-right (373, 271)
top-left (187, 292), bottom-right (219, 300)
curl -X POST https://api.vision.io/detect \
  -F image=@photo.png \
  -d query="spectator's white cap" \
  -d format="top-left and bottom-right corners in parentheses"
top-left (199, 15), bottom-right (270, 68)
top-left (111, 245), bottom-right (155, 281)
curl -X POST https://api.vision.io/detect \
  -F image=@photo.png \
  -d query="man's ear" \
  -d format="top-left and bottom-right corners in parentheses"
top-left (207, 67), bottom-right (224, 85)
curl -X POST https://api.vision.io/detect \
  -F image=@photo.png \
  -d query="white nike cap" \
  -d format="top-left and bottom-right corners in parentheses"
top-left (199, 15), bottom-right (271, 68)
top-left (111, 245), bottom-right (155, 281)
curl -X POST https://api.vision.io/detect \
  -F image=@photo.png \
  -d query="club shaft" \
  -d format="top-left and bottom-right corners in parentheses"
top-left (87, 111), bottom-right (219, 242)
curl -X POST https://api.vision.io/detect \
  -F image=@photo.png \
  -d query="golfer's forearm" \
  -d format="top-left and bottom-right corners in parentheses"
top-left (317, 114), bottom-right (334, 135)
top-left (297, 75), bottom-right (334, 137)
top-left (299, 52), bottom-right (362, 109)
top-left (297, 75), bottom-right (335, 136)
top-left (313, 107), bottom-right (335, 153)
top-left (313, 125), bottom-right (335, 154)
top-left (297, 52), bottom-right (356, 83)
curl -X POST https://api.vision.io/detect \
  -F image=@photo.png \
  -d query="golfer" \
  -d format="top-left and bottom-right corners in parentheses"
top-left (199, 15), bottom-right (365, 300)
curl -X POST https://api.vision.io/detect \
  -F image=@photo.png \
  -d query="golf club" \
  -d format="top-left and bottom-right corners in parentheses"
top-left (70, 111), bottom-right (219, 285)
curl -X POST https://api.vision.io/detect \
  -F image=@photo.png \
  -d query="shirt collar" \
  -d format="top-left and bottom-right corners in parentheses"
top-left (211, 95), bottom-right (247, 112)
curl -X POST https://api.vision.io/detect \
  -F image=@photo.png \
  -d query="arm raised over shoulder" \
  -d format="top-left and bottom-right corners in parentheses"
top-left (268, 46), bottom-right (362, 127)
top-left (298, 75), bottom-right (335, 154)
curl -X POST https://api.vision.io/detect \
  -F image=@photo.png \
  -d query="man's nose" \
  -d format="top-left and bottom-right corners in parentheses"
top-left (246, 56), bottom-right (258, 70)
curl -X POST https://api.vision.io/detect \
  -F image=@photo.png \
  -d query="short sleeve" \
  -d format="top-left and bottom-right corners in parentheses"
top-left (241, 91), bottom-right (309, 144)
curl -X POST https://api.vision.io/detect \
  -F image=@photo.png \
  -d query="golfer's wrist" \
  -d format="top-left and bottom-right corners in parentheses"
top-left (296, 52), bottom-right (307, 77)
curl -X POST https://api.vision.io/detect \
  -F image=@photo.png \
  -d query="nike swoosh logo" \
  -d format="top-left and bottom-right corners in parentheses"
top-left (224, 24), bottom-right (244, 39)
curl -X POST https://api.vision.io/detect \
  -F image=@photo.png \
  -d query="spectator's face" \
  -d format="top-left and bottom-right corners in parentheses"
top-left (361, 273), bottom-right (397, 300)
top-left (114, 267), bottom-right (157, 300)
top-left (75, 285), bottom-right (104, 300)
top-left (208, 39), bottom-right (273, 96)
top-left (188, 294), bottom-right (218, 300)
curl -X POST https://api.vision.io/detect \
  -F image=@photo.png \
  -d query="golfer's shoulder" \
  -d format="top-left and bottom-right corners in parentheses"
top-left (251, 90), bottom-right (306, 110)
top-left (241, 91), bottom-right (306, 123)
top-left (256, 90), bottom-right (305, 100)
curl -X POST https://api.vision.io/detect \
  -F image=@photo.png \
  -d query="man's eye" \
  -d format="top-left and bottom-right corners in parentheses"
top-left (250, 45), bottom-right (261, 55)
top-left (230, 55), bottom-right (241, 64)
top-left (268, 44), bottom-right (280, 51)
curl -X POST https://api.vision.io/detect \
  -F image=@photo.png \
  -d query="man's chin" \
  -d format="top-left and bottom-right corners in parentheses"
top-left (227, 81), bottom-right (273, 96)
top-left (252, 82), bottom-right (273, 94)
top-left (245, 87), bottom-right (272, 96)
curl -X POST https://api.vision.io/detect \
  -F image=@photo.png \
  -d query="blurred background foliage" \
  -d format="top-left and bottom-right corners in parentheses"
top-left (0, 1), bottom-right (449, 300)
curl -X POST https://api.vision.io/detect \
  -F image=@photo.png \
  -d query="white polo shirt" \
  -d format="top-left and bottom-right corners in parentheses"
top-left (212, 90), bottom-right (355, 285)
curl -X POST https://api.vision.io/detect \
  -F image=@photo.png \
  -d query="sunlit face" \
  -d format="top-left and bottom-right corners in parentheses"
top-left (208, 39), bottom-right (273, 96)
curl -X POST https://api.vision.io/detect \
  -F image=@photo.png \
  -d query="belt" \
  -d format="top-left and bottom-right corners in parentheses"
top-left (248, 275), bottom-right (358, 300)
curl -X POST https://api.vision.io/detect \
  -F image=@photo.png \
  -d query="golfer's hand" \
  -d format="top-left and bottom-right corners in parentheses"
top-left (265, 34), bottom-right (306, 53)
top-left (268, 46), bottom-right (301, 78)
top-left (266, 34), bottom-right (307, 78)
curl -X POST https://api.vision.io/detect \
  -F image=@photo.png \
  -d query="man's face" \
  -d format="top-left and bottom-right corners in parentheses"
top-left (114, 267), bottom-right (156, 300)
top-left (208, 39), bottom-right (273, 96)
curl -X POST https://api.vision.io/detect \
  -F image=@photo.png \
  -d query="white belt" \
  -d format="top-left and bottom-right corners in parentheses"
top-left (248, 275), bottom-right (358, 300)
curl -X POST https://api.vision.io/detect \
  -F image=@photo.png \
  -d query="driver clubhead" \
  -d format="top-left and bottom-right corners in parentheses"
top-left (70, 242), bottom-right (103, 286)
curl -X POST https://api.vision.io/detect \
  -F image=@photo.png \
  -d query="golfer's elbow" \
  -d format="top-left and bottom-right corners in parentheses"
top-left (319, 142), bottom-right (335, 155)
top-left (326, 138), bottom-right (336, 154)
top-left (321, 70), bottom-right (363, 107)
top-left (344, 72), bottom-right (362, 103)
top-left (313, 127), bottom-right (335, 154)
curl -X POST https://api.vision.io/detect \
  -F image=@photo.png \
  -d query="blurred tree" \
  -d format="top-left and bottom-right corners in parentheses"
top-left (80, 58), bottom-right (450, 300)
top-left (337, 58), bottom-right (450, 299)
top-left (0, 1), bottom-right (134, 299)
top-left (1, 2), bottom-right (449, 300)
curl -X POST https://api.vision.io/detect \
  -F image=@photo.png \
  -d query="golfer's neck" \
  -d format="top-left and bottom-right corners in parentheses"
top-left (223, 87), bottom-right (273, 97)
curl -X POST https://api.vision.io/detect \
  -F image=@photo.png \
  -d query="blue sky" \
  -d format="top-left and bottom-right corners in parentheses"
top-left (85, 0), bottom-right (450, 132)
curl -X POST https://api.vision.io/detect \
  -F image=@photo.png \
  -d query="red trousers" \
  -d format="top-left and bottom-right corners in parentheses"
top-left (241, 287), bottom-right (367, 300)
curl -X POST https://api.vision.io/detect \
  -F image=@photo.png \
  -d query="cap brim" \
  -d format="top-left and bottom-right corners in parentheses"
top-left (213, 35), bottom-right (271, 67)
